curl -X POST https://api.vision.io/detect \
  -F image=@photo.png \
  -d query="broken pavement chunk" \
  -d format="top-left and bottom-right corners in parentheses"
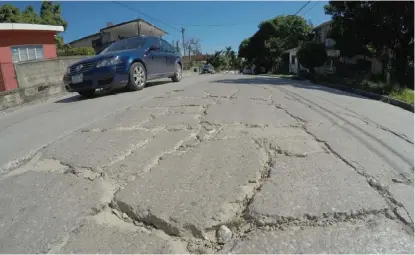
top-left (0, 171), bottom-right (103, 253)
top-left (223, 217), bottom-right (413, 254)
top-left (248, 154), bottom-right (388, 224)
top-left (43, 130), bottom-right (153, 169)
top-left (115, 138), bottom-right (267, 238)
top-left (204, 101), bottom-right (297, 127)
top-left (58, 211), bottom-right (187, 254)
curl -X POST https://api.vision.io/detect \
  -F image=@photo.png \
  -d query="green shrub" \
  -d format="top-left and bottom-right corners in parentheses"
top-left (297, 41), bottom-right (327, 73)
top-left (390, 89), bottom-right (414, 104)
top-left (58, 46), bottom-right (95, 56)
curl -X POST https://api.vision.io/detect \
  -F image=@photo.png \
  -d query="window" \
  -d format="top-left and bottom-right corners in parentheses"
top-left (291, 55), bottom-right (296, 65)
top-left (11, 45), bottom-right (44, 63)
top-left (161, 40), bottom-right (175, 52)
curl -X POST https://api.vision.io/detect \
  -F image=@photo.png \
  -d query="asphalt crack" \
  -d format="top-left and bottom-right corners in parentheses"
top-left (269, 87), bottom-right (413, 228)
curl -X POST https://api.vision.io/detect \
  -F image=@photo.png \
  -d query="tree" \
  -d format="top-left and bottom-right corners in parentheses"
top-left (238, 15), bottom-right (313, 72)
top-left (40, 1), bottom-right (67, 29)
top-left (324, 1), bottom-right (414, 86)
top-left (238, 38), bottom-right (251, 60)
top-left (207, 50), bottom-right (225, 70)
top-left (0, 2), bottom-right (95, 57)
top-left (0, 4), bottom-right (22, 23)
top-left (297, 41), bottom-right (327, 74)
top-left (22, 5), bottom-right (42, 24)
top-left (223, 46), bottom-right (236, 70)
top-left (183, 38), bottom-right (201, 57)
top-left (206, 46), bottom-right (241, 71)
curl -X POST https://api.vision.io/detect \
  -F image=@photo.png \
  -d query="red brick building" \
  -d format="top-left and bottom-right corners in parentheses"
top-left (0, 23), bottom-right (64, 91)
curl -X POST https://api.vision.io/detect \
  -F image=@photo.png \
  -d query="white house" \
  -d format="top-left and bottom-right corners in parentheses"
top-left (285, 48), bottom-right (307, 74)
top-left (285, 20), bottom-right (382, 75)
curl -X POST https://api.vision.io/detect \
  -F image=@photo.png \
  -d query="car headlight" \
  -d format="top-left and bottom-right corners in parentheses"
top-left (96, 57), bottom-right (122, 68)
top-left (67, 67), bottom-right (71, 75)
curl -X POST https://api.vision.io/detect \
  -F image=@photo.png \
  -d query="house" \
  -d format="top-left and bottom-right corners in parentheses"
top-left (284, 20), bottom-right (338, 74)
top-left (68, 19), bottom-right (167, 54)
top-left (0, 23), bottom-right (64, 91)
top-left (285, 20), bottom-right (382, 75)
top-left (313, 20), bottom-right (383, 74)
top-left (312, 20), bottom-right (340, 73)
top-left (285, 48), bottom-right (307, 74)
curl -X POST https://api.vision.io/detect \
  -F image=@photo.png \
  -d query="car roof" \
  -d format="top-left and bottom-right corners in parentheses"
top-left (118, 35), bottom-right (161, 42)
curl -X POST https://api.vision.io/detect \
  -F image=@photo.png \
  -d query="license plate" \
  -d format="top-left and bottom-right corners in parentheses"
top-left (71, 74), bottom-right (83, 84)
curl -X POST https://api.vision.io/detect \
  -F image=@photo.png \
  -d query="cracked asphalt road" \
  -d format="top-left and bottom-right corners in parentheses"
top-left (0, 74), bottom-right (413, 253)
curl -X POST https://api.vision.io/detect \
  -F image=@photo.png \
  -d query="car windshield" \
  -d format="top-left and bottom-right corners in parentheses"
top-left (100, 37), bottom-right (146, 54)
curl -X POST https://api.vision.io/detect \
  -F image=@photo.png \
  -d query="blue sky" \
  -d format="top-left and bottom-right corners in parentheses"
top-left (4, 1), bottom-right (331, 53)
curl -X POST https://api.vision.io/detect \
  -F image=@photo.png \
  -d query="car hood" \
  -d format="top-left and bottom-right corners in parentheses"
top-left (69, 49), bottom-right (146, 67)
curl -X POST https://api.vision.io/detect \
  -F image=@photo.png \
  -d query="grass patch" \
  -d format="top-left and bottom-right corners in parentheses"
top-left (308, 73), bottom-right (414, 105)
top-left (265, 73), bottom-right (306, 80)
top-left (389, 88), bottom-right (414, 104)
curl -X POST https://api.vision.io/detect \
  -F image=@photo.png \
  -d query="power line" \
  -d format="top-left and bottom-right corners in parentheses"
top-left (302, 2), bottom-right (320, 16)
top-left (293, 1), bottom-right (311, 15)
top-left (111, 1), bottom-right (181, 32)
top-left (173, 22), bottom-right (257, 27)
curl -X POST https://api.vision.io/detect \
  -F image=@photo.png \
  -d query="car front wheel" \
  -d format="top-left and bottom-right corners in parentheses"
top-left (171, 63), bottom-right (182, 82)
top-left (127, 62), bottom-right (146, 91)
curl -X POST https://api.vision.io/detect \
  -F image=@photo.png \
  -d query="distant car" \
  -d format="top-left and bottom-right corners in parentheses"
top-left (202, 64), bottom-right (215, 74)
top-left (63, 36), bottom-right (182, 98)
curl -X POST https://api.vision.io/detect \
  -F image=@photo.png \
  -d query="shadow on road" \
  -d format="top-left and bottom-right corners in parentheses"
top-left (212, 76), bottom-right (368, 100)
top-left (55, 80), bottom-right (171, 104)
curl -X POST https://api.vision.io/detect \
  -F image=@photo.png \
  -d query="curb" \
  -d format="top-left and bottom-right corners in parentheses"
top-left (312, 81), bottom-right (414, 113)
top-left (0, 83), bottom-right (66, 112)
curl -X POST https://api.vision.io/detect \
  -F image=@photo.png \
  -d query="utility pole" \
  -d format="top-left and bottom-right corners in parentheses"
top-left (188, 45), bottom-right (191, 62)
top-left (181, 27), bottom-right (185, 57)
top-left (176, 41), bottom-right (179, 52)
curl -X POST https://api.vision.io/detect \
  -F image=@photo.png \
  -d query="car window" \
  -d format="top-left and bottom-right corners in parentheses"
top-left (161, 40), bottom-right (175, 52)
top-left (167, 42), bottom-right (175, 52)
top-left (152, 38), bottom-right (161, 50)
top-left (101, 37), bottom-right (146, 54)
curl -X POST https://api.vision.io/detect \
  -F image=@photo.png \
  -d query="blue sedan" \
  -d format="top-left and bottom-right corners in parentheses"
top-left (63, 36), bottom-right (183, 98)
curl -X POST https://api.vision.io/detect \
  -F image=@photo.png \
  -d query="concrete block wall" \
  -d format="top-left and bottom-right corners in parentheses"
top-left (14, 56), bottom-right (87, 89)
top-left (0, 56), bottom-right (88, 111)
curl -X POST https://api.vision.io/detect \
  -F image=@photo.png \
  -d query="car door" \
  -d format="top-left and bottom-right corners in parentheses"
top-left (145, 38), bottom-right (166, 77)
top-left (161, 40), bottom-right (177, 75)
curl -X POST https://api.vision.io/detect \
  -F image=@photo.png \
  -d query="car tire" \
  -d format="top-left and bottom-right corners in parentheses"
top-left (78, 89), bottom-right (95, 98)
top-left (171, 62), bottom-right (182, 82)
top-left (127, 62), bottom-right (146, 91)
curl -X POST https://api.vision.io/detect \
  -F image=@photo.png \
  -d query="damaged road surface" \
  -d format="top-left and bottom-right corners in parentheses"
top-left (0, 75), bottom-right (413, 253)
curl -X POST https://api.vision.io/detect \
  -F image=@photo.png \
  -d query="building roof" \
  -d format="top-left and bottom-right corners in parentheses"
top-left (68, 18), bottom-right (168, 45)
top-left (0, 23), bottom-right (64, 32)
top-left (100, 18), bottom-right (167, 35)
top-left (313, 20), bottom-right (333, 31)
top-left (67, 33), bottom-right (100, 45)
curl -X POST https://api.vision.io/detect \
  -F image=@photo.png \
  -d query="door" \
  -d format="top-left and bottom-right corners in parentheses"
top-left (145, 38), bottom-right (166, 77)
top-left (161, 40), bottom-right (177, 75)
